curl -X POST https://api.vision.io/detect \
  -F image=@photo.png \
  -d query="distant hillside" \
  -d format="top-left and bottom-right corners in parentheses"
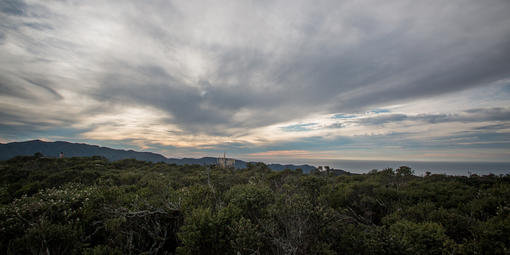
top-left (0, 140), bottom-right (316, 173)
top-left (0, 140), bottom-right (168, 162)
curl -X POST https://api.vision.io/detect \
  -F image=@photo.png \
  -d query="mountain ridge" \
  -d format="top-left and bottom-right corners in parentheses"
top-left (0, 140), bottom-right (317, 173)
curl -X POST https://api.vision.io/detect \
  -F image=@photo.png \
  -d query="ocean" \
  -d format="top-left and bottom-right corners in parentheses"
top-left (256, 159), bottom-right (510, 176)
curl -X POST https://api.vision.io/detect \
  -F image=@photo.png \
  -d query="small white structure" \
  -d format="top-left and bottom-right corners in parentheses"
top-left (217, 153), bottom-right (235, 168)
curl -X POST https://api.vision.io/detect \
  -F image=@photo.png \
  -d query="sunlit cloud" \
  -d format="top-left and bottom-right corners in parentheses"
top-left (0, 0), bottom-right (509, 161)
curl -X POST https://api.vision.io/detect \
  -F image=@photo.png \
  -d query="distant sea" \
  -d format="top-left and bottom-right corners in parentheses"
top-left (255, 159), bottom-right (510, 176)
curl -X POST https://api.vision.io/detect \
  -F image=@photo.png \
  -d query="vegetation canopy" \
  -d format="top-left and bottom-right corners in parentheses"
top-left (1, 155), bottom-right (509, 254)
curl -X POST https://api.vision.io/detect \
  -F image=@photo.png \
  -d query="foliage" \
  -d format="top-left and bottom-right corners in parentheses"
top-left (1, 156), bottom-right (509, 254)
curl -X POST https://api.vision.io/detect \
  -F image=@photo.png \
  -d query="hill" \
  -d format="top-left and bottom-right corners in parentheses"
top-left (0, 140), bottom-right (316, 172)
top-left (0, 140), bottom-right (168, 162)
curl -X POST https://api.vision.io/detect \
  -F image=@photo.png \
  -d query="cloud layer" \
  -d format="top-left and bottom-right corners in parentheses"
top-left (1, 0), bottom-right (510, 161)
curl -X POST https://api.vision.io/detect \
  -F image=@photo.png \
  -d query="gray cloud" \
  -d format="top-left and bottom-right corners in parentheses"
top-left (463, 108), bottom-right (510, 122)
top-left (0, 73), bottom-right (62, 100)
top-left (356, 108), bottom-right (510, 126)
top-left (358, 114), bottom-right (409, 125)
top-left (474, 123), bottom-right (510, 131)
top-left (1, 0), bottom-right (510, 142)
top-left (0, 0), bottom-right (26, 16)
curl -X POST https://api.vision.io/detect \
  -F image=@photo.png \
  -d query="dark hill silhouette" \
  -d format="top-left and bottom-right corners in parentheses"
top-left (0, 140), bottom-right (168, 162)
top-left (0, 140), bottom-right (317, 173)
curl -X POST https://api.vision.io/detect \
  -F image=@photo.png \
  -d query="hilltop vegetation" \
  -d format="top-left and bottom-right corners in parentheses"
top-left (0, 140), bottom-right (315, 172)
top-left (1, 155), bottom-right (509, 254)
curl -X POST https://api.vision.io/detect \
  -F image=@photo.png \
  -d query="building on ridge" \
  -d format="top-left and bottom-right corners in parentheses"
top-left (217, 152), bottom-right (235, 168)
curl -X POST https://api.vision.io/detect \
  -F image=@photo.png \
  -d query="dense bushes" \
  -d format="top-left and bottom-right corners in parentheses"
top-left (1, 156), bottom-right (509, 254)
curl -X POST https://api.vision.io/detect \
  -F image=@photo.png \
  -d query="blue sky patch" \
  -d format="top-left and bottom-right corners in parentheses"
top-left (333, 114), bottom-right (357, 119)
top-left (281, 123), bottom-right (317, 132)
top-left (370, 109), bottom-right (391, 114)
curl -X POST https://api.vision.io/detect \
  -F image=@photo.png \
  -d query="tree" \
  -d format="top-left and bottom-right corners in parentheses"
top-left (396, 166), bottom-right (413, 176)
top-left (389, 220), bottom-right (451, 255)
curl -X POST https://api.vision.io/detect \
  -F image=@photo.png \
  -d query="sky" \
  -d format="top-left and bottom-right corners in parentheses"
top-left (1, 0), bottom-right (510, 162)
